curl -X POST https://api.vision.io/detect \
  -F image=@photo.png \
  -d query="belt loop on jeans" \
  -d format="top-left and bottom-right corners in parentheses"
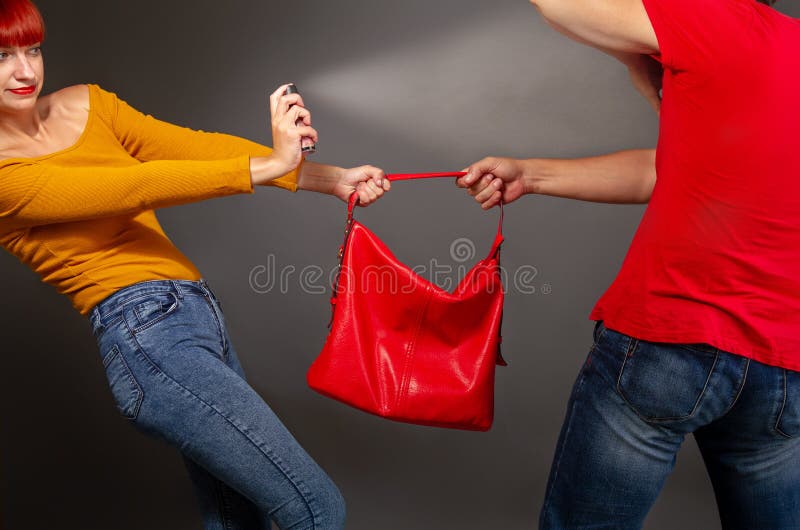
top-left (170, 280), bottom-right (185, 300)
top-left (90, 305), bottom-right (102, 325)
top-left (90, 305), bottom-right (106, 335)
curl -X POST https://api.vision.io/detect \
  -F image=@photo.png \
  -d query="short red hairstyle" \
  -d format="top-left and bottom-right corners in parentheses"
top-left (0, 0), bottom-right (45, 47)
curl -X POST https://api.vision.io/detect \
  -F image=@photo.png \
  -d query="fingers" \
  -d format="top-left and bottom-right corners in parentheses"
top-left (276, 107), bottom-right (318, 143)
top-left (473, 176), bottom-right (503, 203)
top-left (360, 165), bottom-right (388, 189)
top-left (269, 84), bottom-right (293, 119)
top-left (269, 84), bottom-right (309, 126)
top-left (285, 105), bottom-right (311, 127)
top-left (294, 125), bottom-right (319, 144)
top-left (481, 190), bottom-right (503, 210)
top-left (268, 85), bottom-right (286, 118)
top-left (349, 165), bottom-right (390, 206)
top-left (458, 157), bottom-right (500, 187)
top-left (274, 93), bottom-right (306, 121)
top-left (356, 179), bottom-right (385, 206)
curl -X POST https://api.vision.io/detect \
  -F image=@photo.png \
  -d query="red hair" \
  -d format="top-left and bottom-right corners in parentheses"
top-left (0, 0), bottom-right (45, 47)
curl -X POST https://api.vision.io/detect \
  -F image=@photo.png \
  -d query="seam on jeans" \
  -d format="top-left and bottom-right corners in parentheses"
top-left (625, 336), bottom-right (638, 358)
top-left (216, 481), bottom-right (234, 530)
top-left (103, 345), bottom-right (145, 421)
top-left (540, 367), bottom-right (590, 523)
top-left (775, 368), bottom-right (792, 439)
top-left (202, 295), bottom-right (228, 361)
top-left (122, 318), bottom-right (320, 528)
top-left (717, 358), bottom-right (750, 421)
top-left (616, 343), bottom-right (719, 423)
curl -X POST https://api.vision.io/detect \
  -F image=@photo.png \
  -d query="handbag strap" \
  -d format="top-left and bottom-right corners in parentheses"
top-left (346, 172), bottom-right (504, 245)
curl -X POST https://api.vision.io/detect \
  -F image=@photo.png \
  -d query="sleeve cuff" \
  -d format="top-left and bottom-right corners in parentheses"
top-left (266, 158), bottom-right (302, 193)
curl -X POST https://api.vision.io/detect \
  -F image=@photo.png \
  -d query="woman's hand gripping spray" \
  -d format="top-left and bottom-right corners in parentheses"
top-left (284, 83), bottom-right (316, 154)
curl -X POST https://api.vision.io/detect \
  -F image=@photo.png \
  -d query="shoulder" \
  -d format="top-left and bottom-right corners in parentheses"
top-left (44, 84), bottom-right (90, 112)
top-left (40, 84), bottom-right (92, 124)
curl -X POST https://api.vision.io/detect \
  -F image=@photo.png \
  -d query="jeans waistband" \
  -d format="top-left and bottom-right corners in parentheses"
top-left (89, 279), bottom-right (214, 331)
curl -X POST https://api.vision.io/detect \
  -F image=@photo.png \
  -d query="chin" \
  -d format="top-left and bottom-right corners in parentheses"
top-left (1, 97), bottom-right (38, 113)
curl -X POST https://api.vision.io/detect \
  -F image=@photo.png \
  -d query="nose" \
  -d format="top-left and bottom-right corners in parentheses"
top-left (14, 54), bottom-right (35, 82)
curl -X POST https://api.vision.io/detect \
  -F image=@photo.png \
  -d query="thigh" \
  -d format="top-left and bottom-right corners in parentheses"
top-left (96, 293), bottom-right (344, 530)
top-left (695, 360), bottom-right (800, 530)
top-left (540, 323), bottom-right (693, 530)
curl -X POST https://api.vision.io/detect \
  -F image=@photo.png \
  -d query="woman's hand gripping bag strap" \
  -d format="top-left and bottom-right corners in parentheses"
top-left (307, 172), bottom-right (507, 431)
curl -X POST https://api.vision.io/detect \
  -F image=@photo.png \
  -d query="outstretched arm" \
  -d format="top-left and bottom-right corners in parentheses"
top-left (459, 149), bottom-right (656, 209)
top-left (103, 83), bottom-right (388, 202)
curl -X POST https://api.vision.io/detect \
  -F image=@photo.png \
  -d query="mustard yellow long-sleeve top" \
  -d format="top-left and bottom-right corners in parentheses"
top-left (0, 84), bottom-right (298, 314)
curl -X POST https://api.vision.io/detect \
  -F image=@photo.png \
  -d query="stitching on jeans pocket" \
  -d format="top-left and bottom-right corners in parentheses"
top-left (129, 292), bottom-right (180, 333)
top-left (616, 340), bottom-right (718, 423)
top-left (776, 369), bottom-right (800, 439)
top-left (103, 345), bottom-right (144, 421)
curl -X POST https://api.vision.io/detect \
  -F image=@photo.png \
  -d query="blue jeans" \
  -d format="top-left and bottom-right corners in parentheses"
top-left (89, 279), bottom-right (345, 530)
top-left (540, 321), bottom-right (800, 529)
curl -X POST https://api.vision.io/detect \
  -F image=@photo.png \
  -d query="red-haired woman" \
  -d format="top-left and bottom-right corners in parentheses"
top-left (0, 0), bottom-right (390, 528)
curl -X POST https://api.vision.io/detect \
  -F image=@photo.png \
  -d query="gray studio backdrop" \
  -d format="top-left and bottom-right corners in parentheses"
top-left (3, 1), bottom-right (798, 529)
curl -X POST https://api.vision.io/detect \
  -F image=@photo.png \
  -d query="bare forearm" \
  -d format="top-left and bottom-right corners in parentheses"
top-left (248, 157), bottom-right (340, 194)
top-left (295, 161), bottom-right (344, 195)
top-left (526, 149), bottom-right (656, 204)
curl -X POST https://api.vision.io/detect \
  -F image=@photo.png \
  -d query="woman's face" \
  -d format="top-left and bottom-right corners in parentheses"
top-left (0, 43), bottom-right (43, 115)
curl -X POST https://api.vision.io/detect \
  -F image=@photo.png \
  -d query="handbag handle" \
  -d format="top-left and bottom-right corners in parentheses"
top-left (347, 172), bottom-right (468, 214)
top-left (346, 172), bottom-right (504, 243)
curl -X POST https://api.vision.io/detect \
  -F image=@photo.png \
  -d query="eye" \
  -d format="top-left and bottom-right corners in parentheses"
top-left (27, 47), bottom-right (41, 56)
top-left (0, 52), bottom-right (8, 61)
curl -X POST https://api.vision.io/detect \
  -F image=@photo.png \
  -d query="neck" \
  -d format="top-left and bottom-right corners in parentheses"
top-left (0, 104), bottom-right (43, 139)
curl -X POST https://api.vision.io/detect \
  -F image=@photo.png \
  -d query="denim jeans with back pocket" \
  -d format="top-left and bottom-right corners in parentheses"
top-left (540, 321), bottom-right (800, 530)
top-left (89, 279), bottom-right (345, 530)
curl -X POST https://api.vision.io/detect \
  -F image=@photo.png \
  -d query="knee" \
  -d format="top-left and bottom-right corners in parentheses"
top-left (274, 475), bottom-right (346, 530)
top-left (315, 479), bottom-right (346, 529)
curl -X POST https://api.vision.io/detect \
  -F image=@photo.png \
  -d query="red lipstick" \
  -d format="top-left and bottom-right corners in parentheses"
top-left (9, 86), bottom-right (36, 96)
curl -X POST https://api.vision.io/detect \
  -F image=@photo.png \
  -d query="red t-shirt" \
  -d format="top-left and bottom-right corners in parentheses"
top-left (590, 0), bottom-right (800, 370)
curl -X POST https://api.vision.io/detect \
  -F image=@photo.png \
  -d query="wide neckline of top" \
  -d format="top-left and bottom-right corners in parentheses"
top-left (0, 83), bottom-right (97, 164)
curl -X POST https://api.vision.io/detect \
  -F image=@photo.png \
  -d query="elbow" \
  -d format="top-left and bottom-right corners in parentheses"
top-left (638, 171), bottom-right (657, 203)
top-left (529, 0), bottom-right (559, 15)
top-left (528, 0), bottom-right (570, 35)
top-left (528, 0), bottom-right (548, 16)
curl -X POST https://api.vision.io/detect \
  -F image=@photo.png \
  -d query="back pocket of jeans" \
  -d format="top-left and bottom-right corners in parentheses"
top-left (617, 341), bottom-right (718, 422)
top-left (776, 369), bottom-right (800, 438)
top-left (103, 345), bottom-right (144, 420)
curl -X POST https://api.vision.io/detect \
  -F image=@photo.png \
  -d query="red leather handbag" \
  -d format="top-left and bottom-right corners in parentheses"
top-left (307, 172), bottom-right (506, 431)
